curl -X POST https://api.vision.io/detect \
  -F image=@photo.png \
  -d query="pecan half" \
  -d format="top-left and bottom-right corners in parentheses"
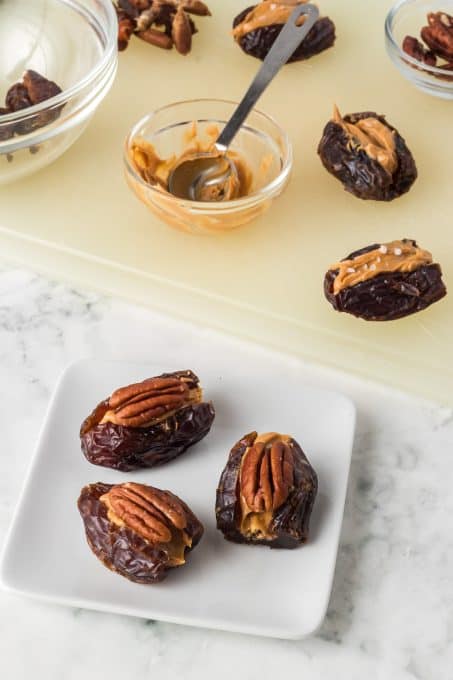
top-left (241, 435), bottom-right (294, 513)
top-left (101, 482), bottom-right (187, 543)
top-left (421, 12), bottom-right (453, 61)
top-left (402, 35), bottom-right (437, 66)
top-left (172, 6), bottom-right (193, 54)
top-left (101, 374), bottom-right (200, 427)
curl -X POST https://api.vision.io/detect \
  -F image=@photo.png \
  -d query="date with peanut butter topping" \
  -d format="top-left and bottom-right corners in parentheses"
top-left (233, 1), bottom-right (335, 63)
top-left (80, 370), bottom-right (215, 470)
top-left (78, 482), bottom-right (204, 583)
top-left (318, 108), bottom-right (417, 201)
top-left (216, 431), bottom-right (317, 548)
top-left (324, 239), bottom-right (447, 321)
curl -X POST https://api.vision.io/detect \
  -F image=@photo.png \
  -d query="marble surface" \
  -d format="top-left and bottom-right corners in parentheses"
top-left (1, 265), bottom-right (452, 680)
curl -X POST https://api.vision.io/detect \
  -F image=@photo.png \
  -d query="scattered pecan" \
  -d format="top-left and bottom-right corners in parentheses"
top-left (402, 36), bottom-right (436, 67)
top-left (113, 0), bottom-right (210, 54)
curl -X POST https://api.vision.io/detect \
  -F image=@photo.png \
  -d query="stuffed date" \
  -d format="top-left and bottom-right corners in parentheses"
top-left (80, 370), bottom-right (215, 471)
top-left (318, 107), bottom-right (417, 201)
top-left (78, 482), bottom-right (204, 583)
top-left (215, 431), bottom-right (318, 549)
top-left (324, 239), bottom-right (447, 321)
top-left (232, 1), bottom-right (335, 63)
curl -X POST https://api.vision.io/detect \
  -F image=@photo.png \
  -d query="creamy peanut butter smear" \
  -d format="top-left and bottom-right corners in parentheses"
top-left (130, 123), bottom-right (252, 202)
top-left (330, 240), bottom-right (433, 295)
top-left (332, 106), bottom-right (398, 176)
top-left (233, 0), bottom-right (308, 40)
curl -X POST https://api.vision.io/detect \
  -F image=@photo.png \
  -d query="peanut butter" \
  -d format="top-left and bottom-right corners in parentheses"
top-left (233, 0), bottom-right (307, 40)
top-left (332, 106), bottom-right (398, 176)
top-left (130, 123), bottom-right (252, 202)
top-left (330, 240), bottom-right (433, 295)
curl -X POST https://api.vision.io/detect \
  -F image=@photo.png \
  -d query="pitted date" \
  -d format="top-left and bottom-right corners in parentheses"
top-left (233, 6), bottom-right (335, 63)
top-left (215, 431), bottom-right (318, 549)
top-left (324, 240), bottom-right (447, 321)
top-left (80, 370), bottom-right (215, 471)
top-left (317, 111), bottom-right (417, 201)
top-left (78, 482), bottom-right (204, 583)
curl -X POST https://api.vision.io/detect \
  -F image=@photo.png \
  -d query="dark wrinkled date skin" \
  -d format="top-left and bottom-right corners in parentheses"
top-left (215, 432), bottom-right (318, 549)
top-left (233, 6), bottom-right (335, 62)
top-left (80, 371), bottom-right (215, 471)
top-left (318, 111), bottom-right (418, 201)
top-left (77, 483), bottom-right (203, 583)
top-left (324, 242), bottom-right (447, 321)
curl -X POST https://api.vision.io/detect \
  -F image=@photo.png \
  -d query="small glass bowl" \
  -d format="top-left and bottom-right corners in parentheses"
top-left (385, 0), bottom-right (453, 100)
top-left (0, 0), bottom-right (117, 184)
top-left (124, 99), bottom-right (293, 235)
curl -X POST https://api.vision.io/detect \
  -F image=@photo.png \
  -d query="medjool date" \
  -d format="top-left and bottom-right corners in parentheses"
top-left (318, 108), bottom-right (417, 201)
top-left (324, 239), bottom-right (447, 321)
top-left (216, 431), bottom-right (318, 549)
top-left (232, 3), bottom-right (335, 63)
top-left (78, 482), bottom-right (203, 583)
top-left (80, 370), bottom-right (215, 471)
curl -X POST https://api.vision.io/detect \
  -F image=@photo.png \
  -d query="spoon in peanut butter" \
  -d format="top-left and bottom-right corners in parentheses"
top-left (168, 3), bottom-right (319, 202)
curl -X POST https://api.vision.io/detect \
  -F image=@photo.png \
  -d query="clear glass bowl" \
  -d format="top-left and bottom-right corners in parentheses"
top-left (385, 0), bottom-right (453, 99)
top-left (124, 99), bottom-right (293, 235)
top-left (0, 0), bottom-right (117, 184)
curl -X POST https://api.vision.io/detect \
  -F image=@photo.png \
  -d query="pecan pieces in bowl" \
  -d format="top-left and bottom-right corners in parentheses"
top-left (216, 431), bottom-right (318, 549)
top-left (78, 482), bottom-right (204, 583)
top-left (115, 0), bottom-right (211, 54)
top-left (80, 370), bottom-right (215, 470)
top-left (403, 11), bottom-right (453, 80)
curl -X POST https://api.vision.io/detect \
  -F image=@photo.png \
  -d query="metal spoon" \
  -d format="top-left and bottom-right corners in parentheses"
top-left (168, 3), bottom-right (319, 202)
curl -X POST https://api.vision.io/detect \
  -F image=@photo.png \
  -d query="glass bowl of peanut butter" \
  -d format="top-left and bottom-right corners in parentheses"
top-left (124, 99), bottom-right (293, 235)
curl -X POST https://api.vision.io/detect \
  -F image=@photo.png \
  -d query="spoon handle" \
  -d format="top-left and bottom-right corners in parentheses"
top-left (215, 3), bottom-right (320, 152)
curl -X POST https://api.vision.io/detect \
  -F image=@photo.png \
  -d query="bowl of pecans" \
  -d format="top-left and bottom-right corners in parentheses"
top-left (385, 0), bottom-right (453, 99)
top-left (0, 0), bottom-right (118, 184)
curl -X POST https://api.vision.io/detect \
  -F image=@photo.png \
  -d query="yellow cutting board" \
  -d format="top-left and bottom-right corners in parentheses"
top-left (1, 0), bottom-right (452, 405)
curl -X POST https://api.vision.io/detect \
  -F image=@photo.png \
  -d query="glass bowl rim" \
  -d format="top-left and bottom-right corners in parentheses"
top-left (0, 0), bottom-right (118, 125)
top-left (385, 0), bottom-right (453, 78)
top-left (123, 98), bottom-right (293, 211)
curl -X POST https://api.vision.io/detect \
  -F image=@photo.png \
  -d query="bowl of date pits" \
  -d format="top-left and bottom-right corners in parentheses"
top-left (386, 0), bottom-right (453, 99)
top-left (0, 0), bottom-right (117, 184)
top-left (124, 99), bottom-right (293, 235)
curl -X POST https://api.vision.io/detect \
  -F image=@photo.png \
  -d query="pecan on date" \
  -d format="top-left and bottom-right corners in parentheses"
top-left (80, 369), bottom-right (215, 471)
top-left (78, 481), bottom-right (204, 583)
top-left (232, 2), bottom-right (335, 63)
top-left (317, 107), bottom-right (417, 201)
top-left (216, 431), bottom-right (318, 549)
top-left (324, 239), bottom-right (447, 321)
top-left (114, 0), bottom-right (210, 54)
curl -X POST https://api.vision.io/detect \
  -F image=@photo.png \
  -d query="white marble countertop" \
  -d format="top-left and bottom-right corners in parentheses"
top-left (1, 265), bottom-right (452, 680)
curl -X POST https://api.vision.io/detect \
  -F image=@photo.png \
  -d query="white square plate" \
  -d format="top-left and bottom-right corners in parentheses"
top-left (0, 356), bottom-right (355, 639)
